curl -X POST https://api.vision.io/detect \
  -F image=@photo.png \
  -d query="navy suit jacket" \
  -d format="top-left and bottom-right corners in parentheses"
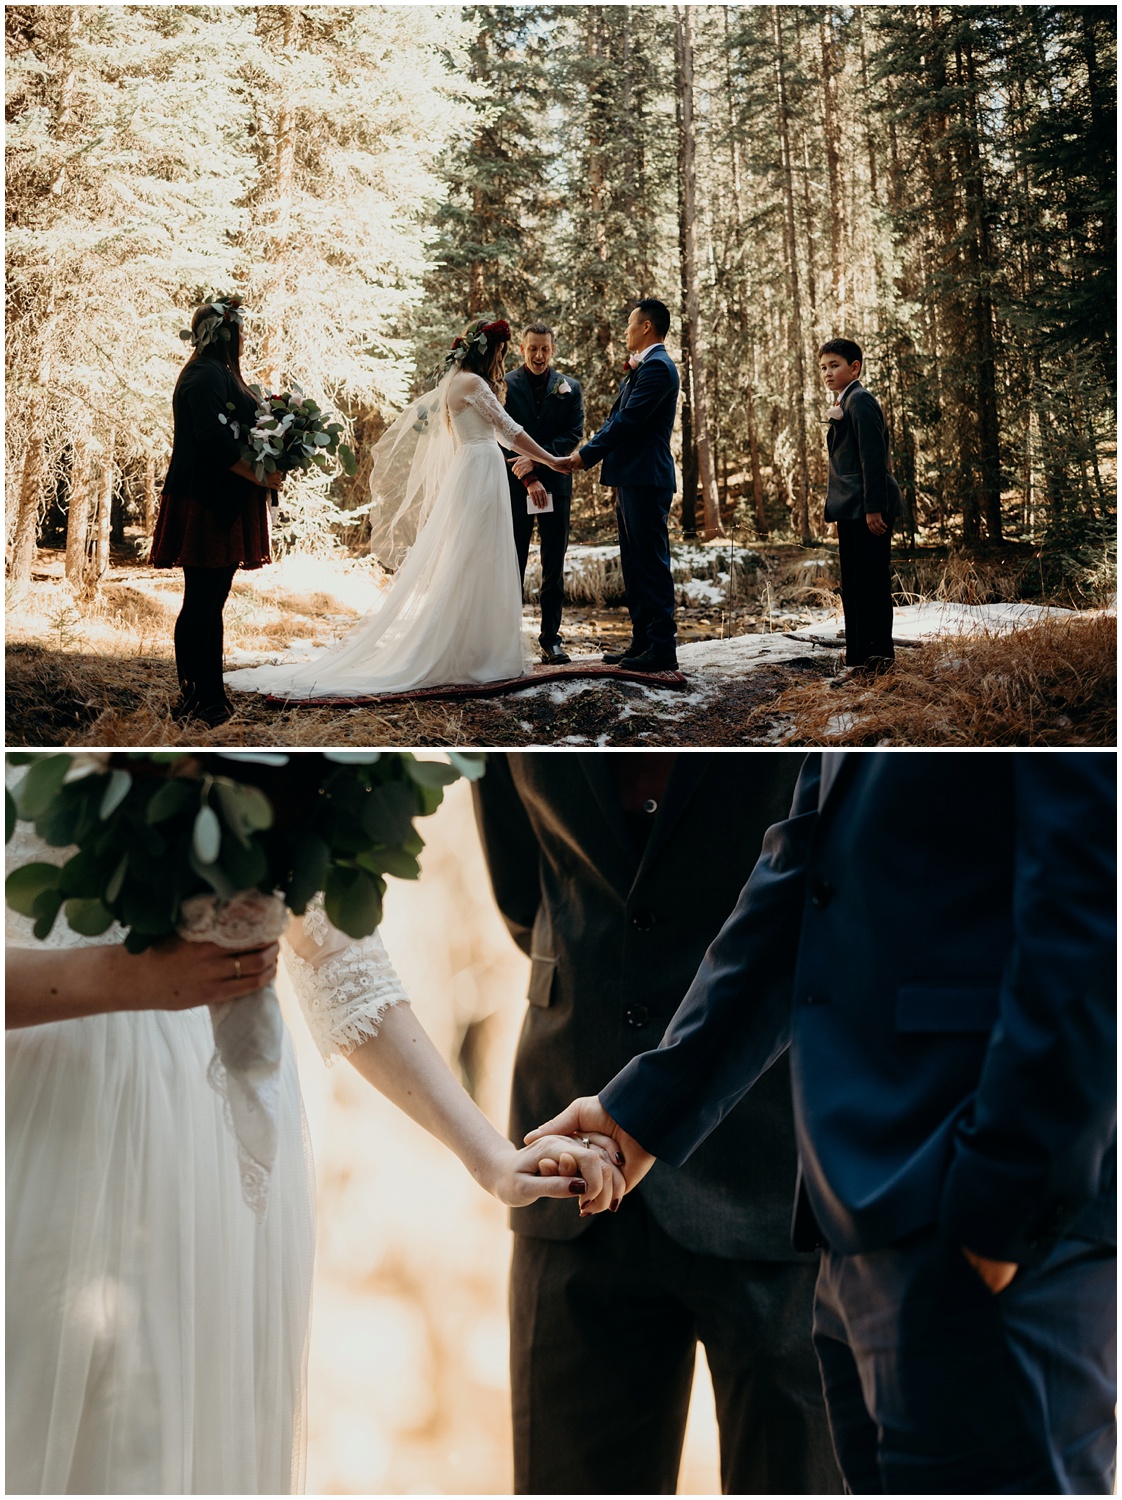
top-left (500, 366), bottom-right (585, 503)
top-left (579, 345), bottom-right (680, 492)
top-left (824, 380), bottom-right (903, 521)
top-left (602, 752), bottom-right (1116, 1266)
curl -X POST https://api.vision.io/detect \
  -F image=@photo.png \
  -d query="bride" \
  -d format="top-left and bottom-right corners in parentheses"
top-left (225, 319), bottom-right (567, 700)
top-left (5, 759), bottom-right (620, 1494)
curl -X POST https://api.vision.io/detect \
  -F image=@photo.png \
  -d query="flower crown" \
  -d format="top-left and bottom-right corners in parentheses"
top-left (180, 292), bottom-right (245, 350)
top-left (445, 318), bottom-right (511, 371)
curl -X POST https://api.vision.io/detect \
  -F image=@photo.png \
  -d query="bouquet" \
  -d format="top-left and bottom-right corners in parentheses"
top-left (5, 750), bottom-right (485, 1215)
top-left (222, 387), bottom-right (358, 484)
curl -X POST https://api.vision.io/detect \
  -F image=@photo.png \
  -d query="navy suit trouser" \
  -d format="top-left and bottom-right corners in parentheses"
top-left (835, 518), bottom-right (894, 666)
top-left (510, 488), bottom-right (570, 645)
top-left (813, 1227), bottom-right (1117, 1493)
top-left (616, 484), bottom-right (676, 649)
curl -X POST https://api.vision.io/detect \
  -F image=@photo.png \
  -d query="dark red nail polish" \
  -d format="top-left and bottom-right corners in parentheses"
top-left (610, 1198), bottom-right (620, 1213)
top-left (568, 1179), bottom-right (587, 1195)
top-left (615, 1152), bottom-right (626, 1166)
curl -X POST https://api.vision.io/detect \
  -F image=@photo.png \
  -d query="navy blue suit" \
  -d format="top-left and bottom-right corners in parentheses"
top-left (580, 346), bottom-right (680, 651)
top-left (604, 752), bottom-right (1117, 1493)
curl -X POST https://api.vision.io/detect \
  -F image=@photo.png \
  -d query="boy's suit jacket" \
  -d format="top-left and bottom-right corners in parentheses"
top-left (825, 379), bottom-right (903, 521)
top-left (603, 752), bottom-right (1116, 1266)
top-left (579, 346), bottom-right (679, 491)
top-left (500, 366), bottom-right (585, 503)
top-left (473, 752), bottom-right (811, 1259)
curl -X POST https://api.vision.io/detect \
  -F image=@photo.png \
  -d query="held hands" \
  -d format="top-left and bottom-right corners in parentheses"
top-left (554, 452), bottom-right (584, 474)
top-left (487, 1132), bottom-right (626, 1211)
top-left (525, 1095), bottom-right (656, 1214)
top-left (962, 1246), bottom-right (1018, 1294)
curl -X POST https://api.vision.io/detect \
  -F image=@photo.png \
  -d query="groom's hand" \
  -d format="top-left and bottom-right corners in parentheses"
top-left (564, 451), bottom-right (584, 472)
top-left (525, 1094), bottom-right (656, 1208)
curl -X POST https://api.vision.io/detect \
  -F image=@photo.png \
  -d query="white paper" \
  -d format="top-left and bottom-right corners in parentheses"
top-left (527, 490), bottom-right (555, 514)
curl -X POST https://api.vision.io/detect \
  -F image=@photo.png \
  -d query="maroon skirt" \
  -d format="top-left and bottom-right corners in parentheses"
top-left (151, 488), bottom-right (271, 569)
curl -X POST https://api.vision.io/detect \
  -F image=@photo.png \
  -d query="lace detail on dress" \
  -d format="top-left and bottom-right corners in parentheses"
top-left (456, 373), bottom-right (524, 447)
top-left (282, 896), bottom-right (409, 1064)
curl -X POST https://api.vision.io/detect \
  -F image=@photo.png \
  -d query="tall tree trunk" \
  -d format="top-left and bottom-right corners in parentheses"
top-left (64, 439), bottom-right (95, 590)
top-left (8, 353), bottom-right (52, 583)
top-left (819, 11), bottom-right (845, 323)
top-left (745, 380), bottom-right (768, 538)
top-left (676, 5), bottom-right (723, 540)
top-left (772, 6), bottom-right (812, 543)
top-left (258, 7), bottom-right (297, 390)
top-left (48, 8), bottom-right (81, 196)
top-left (86, 432), bottom-right (115, 598)
top-left (143, 451), bottom-right (158, 534)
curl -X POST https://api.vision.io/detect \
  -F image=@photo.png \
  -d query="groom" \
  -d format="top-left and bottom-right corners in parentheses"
top-left (501, 322), bottom-right (585, 665)
top-left (561, 299), bottom-right (680, 673)
top-left (536, 752), bottom-right (1118, 1495)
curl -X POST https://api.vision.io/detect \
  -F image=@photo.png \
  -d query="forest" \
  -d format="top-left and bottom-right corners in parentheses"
top-left (5, 3), bottom-right (1116, 599)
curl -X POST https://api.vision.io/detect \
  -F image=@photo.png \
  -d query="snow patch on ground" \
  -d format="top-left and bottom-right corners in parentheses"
top-left (784, 599), bottom-right (1077, 647)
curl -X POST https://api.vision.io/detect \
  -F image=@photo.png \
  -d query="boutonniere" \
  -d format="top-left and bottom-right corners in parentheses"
top-left (827, 402), bottom-right (845, 421)
top-left (555, 379), bottom-right (572, 396)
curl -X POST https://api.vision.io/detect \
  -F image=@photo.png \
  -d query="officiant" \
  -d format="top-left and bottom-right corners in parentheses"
top-left (502, 322), bottom-right (585, 665)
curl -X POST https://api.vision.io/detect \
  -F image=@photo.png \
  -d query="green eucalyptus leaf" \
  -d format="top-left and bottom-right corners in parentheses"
top-left (5, 788), bottom-right (16, 844)
top-left (6, 861), bottom-right (62, 917)
top-left (218, 833), bottom-right (268, 891)
top-left (286, 833), bottom-right (330, 913)
top-left (323, 751), bottom-right (381, 765)
top-left (31, 887), bottom-right (64, 940)
top-left (99, 769), bottom-right (132, 820)
top-left (105, 854), bottom-right (129, 904)
top-left (188, 843), bottom-right (234, 900)
top-left (360, 783), bottom-right (417, 847)
top-left (405, 759), bottom-right (459, 789)
top-left (214, 782), bottom-right (250, 844)
top-left (324, 866), bottom-right (383, 938)
top-left (64, 897), bottom-right (115, 937)
top-left (146, 778), bottom-right (195, 824)
top-left (192, 805), bottom-right (222, 864)
top-left (338, 444), bottom-right (358, 477)
top-left (355, 848), bottom-right (421, 881)
top-left (447, 752), bottom-right (487, 781)
top-left (15, 755), bottom-right (71, 818)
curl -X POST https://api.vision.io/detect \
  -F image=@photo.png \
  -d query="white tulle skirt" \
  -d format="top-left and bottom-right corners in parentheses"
top-left (225, 439), bottom-right (529, 699)
top-left (5, 1008), bottom-right (315, 1495)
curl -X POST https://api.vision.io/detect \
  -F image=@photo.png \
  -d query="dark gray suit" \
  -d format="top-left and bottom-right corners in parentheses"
top-left (473, 753), bottom-right (842, 1496)
top-left (825, 380), bottom-right (900, 667)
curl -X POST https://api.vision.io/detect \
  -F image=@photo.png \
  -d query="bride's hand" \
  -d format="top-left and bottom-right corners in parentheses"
top-left (129, 937), bottom-right (281, 1010)
top-left (486, 1133), bottom-right (626, 1212)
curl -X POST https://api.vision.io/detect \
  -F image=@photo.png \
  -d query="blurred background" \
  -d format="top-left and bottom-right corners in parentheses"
top-left (280, 776), bottom-right (721, 1495)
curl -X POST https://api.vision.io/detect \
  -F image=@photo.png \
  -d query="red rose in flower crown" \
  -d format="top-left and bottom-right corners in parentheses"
top-left (445, 318), bottom-right (512, 372)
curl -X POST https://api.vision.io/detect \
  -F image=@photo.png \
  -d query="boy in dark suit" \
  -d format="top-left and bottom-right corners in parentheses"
top-left (502, 322), bottom-right (585, 664)
top-left (819, 338), bottom-right (902, 676)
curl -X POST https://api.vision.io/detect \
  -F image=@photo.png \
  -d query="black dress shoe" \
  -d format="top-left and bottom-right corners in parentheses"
top-left (619, 646), bottom-right (679, 673)
top-left (539, 641), bottom-right (572, 665)
top-left (603, 641), bottom-right (645, 665)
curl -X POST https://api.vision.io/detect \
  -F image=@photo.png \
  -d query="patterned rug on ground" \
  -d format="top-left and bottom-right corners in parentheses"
top-left (260, 660), bottom-right (688, 708)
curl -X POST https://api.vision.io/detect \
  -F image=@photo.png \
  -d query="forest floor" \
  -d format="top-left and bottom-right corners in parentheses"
top-left (5, 543), bottom-right (1115, 748)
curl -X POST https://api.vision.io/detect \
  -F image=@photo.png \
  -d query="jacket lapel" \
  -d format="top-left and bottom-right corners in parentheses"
top-left (632, 756), bottom-right (708, 890)
top-left (577, 758), bottom-right (643, 897)
top-left (818, 751), bottom-right (851, 810)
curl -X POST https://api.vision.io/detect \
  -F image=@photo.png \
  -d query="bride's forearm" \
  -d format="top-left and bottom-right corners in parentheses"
top-left (6, 945), bottom-right (135, 1027)
top-left (344, 1002), bottom-right (510, 1192)
top-left (511, 430), bottom-right (563, 468)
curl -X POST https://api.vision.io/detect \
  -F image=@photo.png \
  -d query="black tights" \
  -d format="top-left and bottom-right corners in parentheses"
top-left (173, 565), bottom-right (237, 704)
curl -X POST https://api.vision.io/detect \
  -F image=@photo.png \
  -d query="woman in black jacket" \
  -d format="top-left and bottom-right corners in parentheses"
top-left (151, 295), bottom-right (282, 726)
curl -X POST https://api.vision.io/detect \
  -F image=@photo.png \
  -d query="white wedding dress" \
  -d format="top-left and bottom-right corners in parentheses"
top-left (5, 808), bottom-right (410, 1495)
top-left (225, 372), bottom-right (530, 699)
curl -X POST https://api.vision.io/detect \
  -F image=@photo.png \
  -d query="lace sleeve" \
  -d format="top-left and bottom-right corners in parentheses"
top-left (462, 375), bottom-right (525, 446)
top-left (282, 897), bottom-right (410, 1064)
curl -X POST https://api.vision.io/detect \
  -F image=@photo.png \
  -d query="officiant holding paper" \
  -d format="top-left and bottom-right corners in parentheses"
top-left (503, 322), bottom-right (585, 664)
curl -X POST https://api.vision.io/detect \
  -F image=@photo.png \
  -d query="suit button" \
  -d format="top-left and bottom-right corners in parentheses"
top-left (630, 909), bottom-right (657, 932)
top-left (809, 878), bottom-right (834, 909)
top-left (626, 1006), bottom-right (650, 1028)
top-left (642, 798), bottom-right (658, 814)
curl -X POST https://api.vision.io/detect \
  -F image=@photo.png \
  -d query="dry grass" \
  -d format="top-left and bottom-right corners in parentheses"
top-left (743, 612), bottom-right (1117, 746)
